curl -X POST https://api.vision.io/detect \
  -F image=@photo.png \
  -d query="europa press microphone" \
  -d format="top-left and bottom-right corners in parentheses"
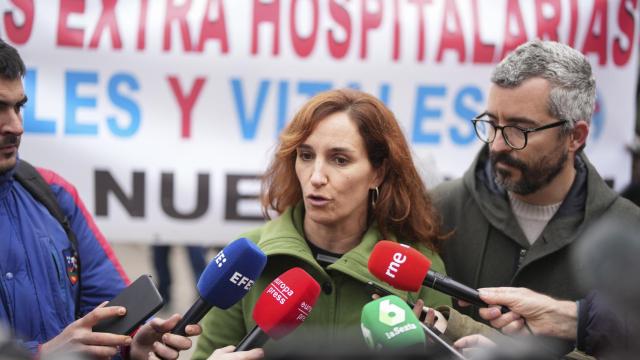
top-left (234, 267), bottom-right (321, 352)
top-left (369, 241), bottom-right (507, 313)
top-left (171, 237), bottom-right (267, 336)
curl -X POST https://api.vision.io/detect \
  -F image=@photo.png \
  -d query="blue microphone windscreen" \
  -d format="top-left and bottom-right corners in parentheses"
top-left (196, 237), bottom-right (267, 309)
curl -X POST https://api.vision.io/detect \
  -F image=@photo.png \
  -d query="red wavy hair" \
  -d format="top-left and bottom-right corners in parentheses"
top-left (261, 89), bottom-right (443, 251)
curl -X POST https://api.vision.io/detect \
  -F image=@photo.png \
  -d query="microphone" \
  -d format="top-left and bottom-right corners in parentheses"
top-left (362, 295), bottom-right (465, 359)
top-left (369, 241), bottom-right (507, 312)
top-left (361, 295), bottom-right (426, 351)
top-left (235, 267), bottom-right (321, 352)
top-left (171, 238), bottom-right (267, 336)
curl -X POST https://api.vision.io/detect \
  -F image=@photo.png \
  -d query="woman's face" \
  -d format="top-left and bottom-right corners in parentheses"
top-left (295, 112), bottom-right (381, 231)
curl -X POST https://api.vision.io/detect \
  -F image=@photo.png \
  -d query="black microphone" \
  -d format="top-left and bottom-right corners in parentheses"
top-left (423, 270), bottom-right (505, 311)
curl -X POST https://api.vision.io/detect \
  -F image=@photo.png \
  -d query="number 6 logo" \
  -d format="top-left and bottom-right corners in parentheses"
top-left (378, 299), bottom-right (405, 326)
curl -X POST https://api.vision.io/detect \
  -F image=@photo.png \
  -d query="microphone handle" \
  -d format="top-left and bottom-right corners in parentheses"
top-left (419, 323), bottom-right (466, 360)
top-left (235, 326), bottom-right (270, 352)
top-left (424, 271), bottom-right (508, 314)
top-left (171, 297), bottom-right (212, 336)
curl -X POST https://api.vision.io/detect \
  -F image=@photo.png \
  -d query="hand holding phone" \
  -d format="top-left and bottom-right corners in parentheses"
top-left (93, 274), bottom-right (164, 335)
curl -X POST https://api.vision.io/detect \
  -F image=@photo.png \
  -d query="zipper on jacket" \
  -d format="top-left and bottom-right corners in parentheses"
top-left (517, 248), bottom-right (527, 267)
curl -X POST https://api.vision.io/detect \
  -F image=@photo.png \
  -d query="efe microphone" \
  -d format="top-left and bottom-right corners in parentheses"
top-left (171, 238), bottom-right (267, 336)
top-left (369, 241), bottom-right (507, 313)
top-left (235, 267), bottom-right (321, 352)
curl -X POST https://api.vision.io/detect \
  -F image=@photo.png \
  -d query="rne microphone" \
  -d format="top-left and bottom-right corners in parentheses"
top-left (171, 238), bottom-right (267, 336)
top-left (369, 241), bottom-right (507, 313)
top-left (361, 295), bottom-right (426, 352)
top-left (235, 267), bottom-right (321, 352)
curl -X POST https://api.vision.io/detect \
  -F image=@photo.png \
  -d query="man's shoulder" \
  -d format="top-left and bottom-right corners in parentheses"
top-left (606, 195), bottom-right (640, 219)
top-left (431, 178), bottom-right (469, 206)
top-left (432, 177), bottom-right (466, 193)
top-left (16, 160), bottom-right (79, 197)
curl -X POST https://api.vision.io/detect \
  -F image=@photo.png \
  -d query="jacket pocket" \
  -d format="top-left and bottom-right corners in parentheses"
top-left (44, 237), bottom-right (77, 325)
top-left (45, 236), bottom-right (74, 319)
top-left (45, 237), bottom-right (66, 288)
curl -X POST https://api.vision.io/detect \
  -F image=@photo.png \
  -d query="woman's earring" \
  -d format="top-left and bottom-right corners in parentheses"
top-left (371, 187), bottom-right (379, 208)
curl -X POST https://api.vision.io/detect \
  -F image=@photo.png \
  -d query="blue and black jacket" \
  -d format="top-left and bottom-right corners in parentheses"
top-left (0, 160), bottom-right (129, 353)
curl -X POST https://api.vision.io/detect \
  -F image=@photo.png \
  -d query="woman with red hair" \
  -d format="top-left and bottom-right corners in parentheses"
top-left (193, 89), bottom-right (452, 359)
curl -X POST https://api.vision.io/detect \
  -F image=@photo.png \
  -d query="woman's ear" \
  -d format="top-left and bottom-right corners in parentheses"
top-left (569, 120), bottom-right (589, 152)
top-left (371, 160), bottom-right (387, 189)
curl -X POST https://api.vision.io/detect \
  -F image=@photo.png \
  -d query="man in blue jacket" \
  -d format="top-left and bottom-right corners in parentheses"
top-left (0, 40), bottom-right (199, 359)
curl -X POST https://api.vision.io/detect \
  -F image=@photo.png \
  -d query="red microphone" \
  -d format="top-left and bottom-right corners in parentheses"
top-left (368, 241), bottom-right (431, 292)
top-left (235, 267), bottom-right (321, 351)
top-left (369, 241), bottom-right (506, 311)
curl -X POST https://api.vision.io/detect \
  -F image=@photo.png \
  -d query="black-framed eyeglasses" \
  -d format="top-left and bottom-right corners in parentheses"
top-left (471, 113), bottom-right (568, 150)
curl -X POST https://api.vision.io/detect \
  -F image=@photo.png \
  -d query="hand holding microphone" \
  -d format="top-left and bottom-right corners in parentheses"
top-left (171, 238), bottom-right (268, 336)
top-left (234, 267), bottom-right (321, 352)
top-left (368, 241), bottom-right (508, 313)
top-left (477, 287), bottom-right (578, 338)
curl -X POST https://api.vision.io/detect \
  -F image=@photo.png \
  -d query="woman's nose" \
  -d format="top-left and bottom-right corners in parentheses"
top-left (310, 163), bottom-right (328, 187)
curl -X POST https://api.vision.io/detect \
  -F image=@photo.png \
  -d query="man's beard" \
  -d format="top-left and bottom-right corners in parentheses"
top-left (0, 134), bottom-right (20, 174)
top-left (490, 148), bottom-right (568, 195)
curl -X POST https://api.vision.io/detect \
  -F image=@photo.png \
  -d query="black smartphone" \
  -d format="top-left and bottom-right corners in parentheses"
top-left (93, 274), bottom-right (164, 335)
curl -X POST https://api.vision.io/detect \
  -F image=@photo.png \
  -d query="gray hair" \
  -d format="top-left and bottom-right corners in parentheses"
top-left (491, 40), bottom-right (596, 128)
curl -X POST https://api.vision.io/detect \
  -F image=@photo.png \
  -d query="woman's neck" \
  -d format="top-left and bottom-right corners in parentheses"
top-left (303, 217), bottom-right (367, 254)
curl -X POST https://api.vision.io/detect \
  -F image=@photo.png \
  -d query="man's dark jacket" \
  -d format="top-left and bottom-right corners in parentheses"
top-left (431, 146), bottom-right (640, 320)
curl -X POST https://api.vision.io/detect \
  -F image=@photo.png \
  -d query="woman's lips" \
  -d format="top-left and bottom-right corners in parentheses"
top-left (307, 195), bottom-right (330, 206)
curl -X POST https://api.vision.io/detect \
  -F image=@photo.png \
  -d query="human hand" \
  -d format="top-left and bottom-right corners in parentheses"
top-left (40, 302), bottom-right (132, 360)
top-left (453, 334), bottom-right (496, 357)
top-left (410, 299), bottom-right (447, 333)
top-left (478, 287), bottom-right (577, 339)
top-left (206, 345), bottom-right (264, 360)
top-left (130, 313), bottom-right (202, 360)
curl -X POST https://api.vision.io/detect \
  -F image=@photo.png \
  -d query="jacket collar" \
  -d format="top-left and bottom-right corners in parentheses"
top-left (464, 146), bottom-right (619, 252)
top-left (255, 202), bottom-right (409, 298)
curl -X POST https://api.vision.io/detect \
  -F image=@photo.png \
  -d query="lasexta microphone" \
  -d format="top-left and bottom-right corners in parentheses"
top-left (362, 295), bottom-right (465, 359)
top-left (369, 241), bottom-right (507, 312)
top-left (171, 238), bottom-right (267, 336)
top-left (361, 295), bottom-right (426, 351)
top-left (235, 267), bottom-right (321, 351)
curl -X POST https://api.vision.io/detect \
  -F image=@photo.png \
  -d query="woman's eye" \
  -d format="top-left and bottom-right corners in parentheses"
top-left (299, 151), bottom-right (313, 161)
top-left (334, 156), bottom-right (348, 165)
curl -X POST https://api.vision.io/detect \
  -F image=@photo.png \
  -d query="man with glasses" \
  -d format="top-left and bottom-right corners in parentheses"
top-left (431, 40), bottom-right (640, 322)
